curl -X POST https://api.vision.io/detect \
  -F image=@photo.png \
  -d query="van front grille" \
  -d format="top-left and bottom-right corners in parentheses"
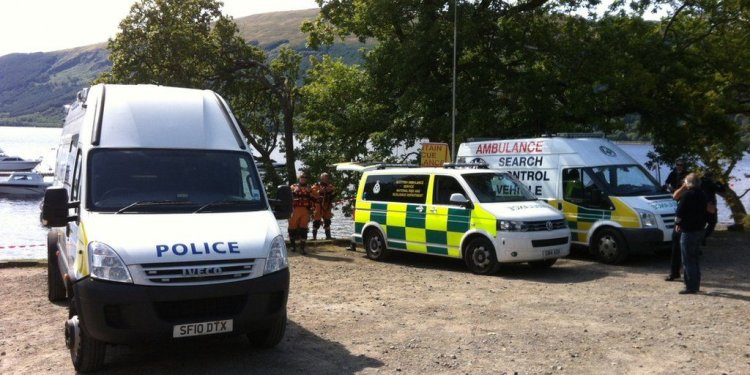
top-left (525, 219), bottom-right (567, 231)
top-left (532, 237), bottom-right (570, 248)
top-left (139, 258), bottom-right (256, 285)
top-left (661, 213), bottom-right (676, 229)
top-left (153, 295), bottom-right (247, 322)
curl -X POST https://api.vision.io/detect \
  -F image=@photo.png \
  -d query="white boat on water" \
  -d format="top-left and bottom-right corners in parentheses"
top-left (0, 172), bottom-right (51, 195)
top-left (0, 148), bottom-right (42, 171)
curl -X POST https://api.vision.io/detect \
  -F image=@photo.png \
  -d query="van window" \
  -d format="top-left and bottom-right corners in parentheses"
top-left (362, 174), bottom-right (429, 204)
top-left (562, 168), bottom-right (609, 209)
top-left (87, 149), bottom-right (266, 213)
top-left (590, 165), bottom-right (662, 196)
top-left (70, 150), bottom-right (82, 201)
top-left (462, 172), bottom-right (536, 203)
top-left (433, 176), bottom-right (468, 205)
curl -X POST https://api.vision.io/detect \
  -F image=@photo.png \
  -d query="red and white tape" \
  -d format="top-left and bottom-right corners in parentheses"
top-left (0, 243), bottom-right (46, 250)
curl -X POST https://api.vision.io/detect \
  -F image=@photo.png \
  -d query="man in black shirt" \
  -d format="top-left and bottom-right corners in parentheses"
top-left (674, 173), bottom-right (708, 294)
top-left (664, 159), bottom-right (688, 192)
top-left (701, 172), bottom-right (725, 245)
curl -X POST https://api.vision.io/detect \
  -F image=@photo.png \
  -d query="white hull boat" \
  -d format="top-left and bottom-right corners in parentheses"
top-left (0, 155), bottom-right (42, 171)
top-left (0, 172), bottom-right (51, 195)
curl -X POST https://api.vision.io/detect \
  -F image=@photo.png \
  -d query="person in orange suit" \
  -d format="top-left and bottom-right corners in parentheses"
top-left (288, 172), bottom-right (313, 254)
top-left (311, 173), bottom-right (335, 240)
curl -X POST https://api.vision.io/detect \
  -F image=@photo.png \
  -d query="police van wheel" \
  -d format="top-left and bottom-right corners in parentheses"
top-left (592, 228), bottom-right (628, 264)
top-left (529, 258), bottom-right (557, 269)
top-left (248, 313), bottom-right (287, 349)
top-left (364, 229), bottom-right (390, 261)
top-left (464, 237), bottom-right (500, 275)
top-left (47, 232), bottom-right (67, 302)
top-left (66, 315), bottom-right (106, 372)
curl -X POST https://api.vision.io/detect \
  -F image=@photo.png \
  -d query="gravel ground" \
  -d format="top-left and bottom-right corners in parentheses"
top-left (1, 230), bottom-right (749, 374)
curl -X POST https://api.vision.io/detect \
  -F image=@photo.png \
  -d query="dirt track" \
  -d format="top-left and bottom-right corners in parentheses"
top-left (1, 230), bottom-right (749, 374)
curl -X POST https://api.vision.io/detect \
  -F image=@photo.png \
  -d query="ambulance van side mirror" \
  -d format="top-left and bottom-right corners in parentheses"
top-left (41, 187), bottom-right (79, 227)
top-left (271, 185), bottom-right (293, 220)
top-left (449, 193), bottom-right (473, 209)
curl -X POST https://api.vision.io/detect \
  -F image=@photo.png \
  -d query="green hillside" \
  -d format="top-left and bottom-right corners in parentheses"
top-left (0, 8), bottom-right (364, 128)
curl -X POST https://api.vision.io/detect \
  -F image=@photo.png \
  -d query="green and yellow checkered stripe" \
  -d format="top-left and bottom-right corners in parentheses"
top-left (558, 197), bottom-right (639, 244)
top-left (354, 200), bottom-right (497, 258)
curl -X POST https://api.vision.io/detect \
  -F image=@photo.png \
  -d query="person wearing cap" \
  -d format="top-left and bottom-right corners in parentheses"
top-left (664, 159), bottom-right (688, 193)
top-left (311, 173), bottom-right (336, 240)
top-left (288, 172), bottom-right (314, 254)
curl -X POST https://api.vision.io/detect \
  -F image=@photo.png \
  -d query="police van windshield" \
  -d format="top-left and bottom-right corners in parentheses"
top-left (87, 149), bottom-right (266, 213)
top-left (588, 164), bottom-right (662, 196)
top-left (462, 172), bottom-right (537, 203)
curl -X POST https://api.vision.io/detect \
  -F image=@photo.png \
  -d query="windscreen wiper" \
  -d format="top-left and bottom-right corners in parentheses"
top-left (193, 199), bottom-right (256, 213)
top-left (116, 200), bottom-right (194, 214)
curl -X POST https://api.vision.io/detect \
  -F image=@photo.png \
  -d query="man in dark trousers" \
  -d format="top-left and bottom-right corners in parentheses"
top-left (665, 161), bottom-right (690, 281)
top-left (674, 173), bottom-right (708, 294)
top-left (700, 171), bottom-right (725, 245)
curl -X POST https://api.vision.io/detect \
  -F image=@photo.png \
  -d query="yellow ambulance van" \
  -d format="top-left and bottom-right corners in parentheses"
top-left (457, 134), bottom-right (676, 264)
top-left (352, 166), bottom-right (571, 274)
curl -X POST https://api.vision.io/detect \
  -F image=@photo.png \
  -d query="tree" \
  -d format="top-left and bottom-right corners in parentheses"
top-left (636, 1), bottom-right (750, 226)
top-left (303, 0), bottom-right (749, 226)
top-left (99, 0), bottom-right (302, 184)
top-left (296, 56), bottom-right (393, 204)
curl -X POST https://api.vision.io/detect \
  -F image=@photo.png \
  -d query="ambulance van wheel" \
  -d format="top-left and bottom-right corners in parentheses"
top-left (591, 228), bottom-right (628, 264)
top-left (364, 229), bottom-right (390, 261)
top-left (464, 237), bottom-right (500, 275)
top-left (529, 258), bottom-right (557, 269)
top-left (66, 315), bottom-right (106, 372)
top-left (47, 232), bottom-right (67, 302)
top-left (248, 313), bottom-right (287, 349)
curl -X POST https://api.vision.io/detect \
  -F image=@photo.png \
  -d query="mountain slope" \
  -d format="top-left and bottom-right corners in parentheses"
top-left (0, 8), bottom-right (364, 127)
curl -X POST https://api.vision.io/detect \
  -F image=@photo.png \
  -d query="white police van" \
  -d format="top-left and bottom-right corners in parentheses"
top-left (42, 84), bottom-right (293, 372)
top-left (457, 134), bottom-right (676, 263)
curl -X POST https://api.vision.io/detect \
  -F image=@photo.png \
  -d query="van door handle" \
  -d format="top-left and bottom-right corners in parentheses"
top-left (430, 206), bottom-right (437, 213)
top-left (416, 205), bottom-right (424, 213)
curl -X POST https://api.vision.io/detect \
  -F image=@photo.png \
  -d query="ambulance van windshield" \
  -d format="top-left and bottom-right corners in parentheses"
top-left (87, 149), bottom-right (266, 213)
top-left (462, 172), bottom-right (537, 203)
top-left (588, 164), bottom-right (663, 196)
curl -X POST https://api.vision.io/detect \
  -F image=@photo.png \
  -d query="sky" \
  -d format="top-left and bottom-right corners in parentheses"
top-left (0, 0), bottom-right (319, 57)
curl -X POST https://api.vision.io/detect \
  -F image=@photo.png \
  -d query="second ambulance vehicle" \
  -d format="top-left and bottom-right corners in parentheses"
top-left (457, 134), bottom-right (676, 264)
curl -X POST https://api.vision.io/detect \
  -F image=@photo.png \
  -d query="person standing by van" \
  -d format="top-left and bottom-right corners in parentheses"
top-left (700, 171), bottom-right (725, 245)
top-left (664, 160), bottom-right (689, 281)
top-left (289, 172), bottom-right (314, 254)
top-left (311, 172), bottom-right (335, 240)
top-left (664, 159), bottom-right (688, 192)
top-left (674, 173), bottom-right (708, 294)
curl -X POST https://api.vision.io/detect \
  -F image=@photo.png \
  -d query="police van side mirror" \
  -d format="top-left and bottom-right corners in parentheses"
top-left (449, 193), bottom-right (473, 209)
top-left (41, 187), bottom-right (79, 227)
top-left (271, 185), bottom-right (293, 220)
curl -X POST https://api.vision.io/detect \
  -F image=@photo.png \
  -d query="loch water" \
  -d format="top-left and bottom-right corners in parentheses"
top-left (1, 126), bottom-right (748, 260)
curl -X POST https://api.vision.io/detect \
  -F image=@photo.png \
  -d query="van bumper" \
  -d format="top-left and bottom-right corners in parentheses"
top-left (72, 268), bottom-right (289, 344)
top-left (496, 229), bottom-right (572, 262)
top-left (620, 228), bottom-right (667, 252)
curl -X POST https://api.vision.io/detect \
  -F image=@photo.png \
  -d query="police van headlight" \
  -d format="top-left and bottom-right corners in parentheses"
top-left (264, 235), bottom-right (288, 275)
top-left (88, 242), bottom-right (133, 283)
top-left (498, 220), bottom-right (528, 232)
top-left (637, 209), bottom-right (657, 228)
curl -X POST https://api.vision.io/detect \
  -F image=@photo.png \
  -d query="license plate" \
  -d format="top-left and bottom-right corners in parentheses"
top-left (173, 319), bottom-right (233, 338)
top-left (542, 248), bottom-right (561, 257)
